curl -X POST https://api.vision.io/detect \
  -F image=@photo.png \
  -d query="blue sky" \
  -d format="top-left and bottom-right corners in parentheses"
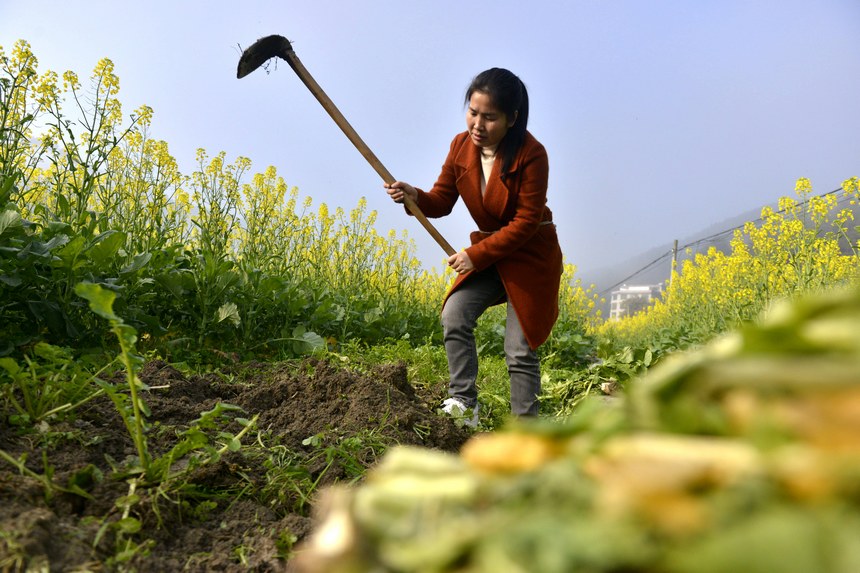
top-left (3, 0), bottom-right (859, 281)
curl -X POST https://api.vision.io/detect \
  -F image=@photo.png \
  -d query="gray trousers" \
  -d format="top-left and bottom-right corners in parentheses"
top-left (440, 266), bottom-right (541, 416)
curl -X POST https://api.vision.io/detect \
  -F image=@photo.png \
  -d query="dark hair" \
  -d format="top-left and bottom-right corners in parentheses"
top-left (465, 68), bottom-right (529, 178)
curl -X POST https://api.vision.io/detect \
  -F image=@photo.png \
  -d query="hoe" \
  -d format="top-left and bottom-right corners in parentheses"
top-left (237, 34), bottom-right (455, 256)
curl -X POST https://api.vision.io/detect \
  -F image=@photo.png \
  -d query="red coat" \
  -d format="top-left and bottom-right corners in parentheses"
top-left (413, 131), bottom-right (564, 349)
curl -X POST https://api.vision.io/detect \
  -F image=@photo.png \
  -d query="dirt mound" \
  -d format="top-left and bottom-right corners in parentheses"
top-left (0, 357), bottom-right (470, 572)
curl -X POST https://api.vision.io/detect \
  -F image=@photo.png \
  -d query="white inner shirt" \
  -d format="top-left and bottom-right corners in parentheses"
top-left (480, 144), bottom-right (498, 196)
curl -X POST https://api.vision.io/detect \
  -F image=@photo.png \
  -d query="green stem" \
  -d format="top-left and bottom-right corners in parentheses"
top-left (216, 414), bottom-right (259, 456)
top-left (114, 327), bottom-right (149, 471)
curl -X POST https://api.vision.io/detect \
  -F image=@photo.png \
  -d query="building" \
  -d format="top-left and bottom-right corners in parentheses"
top-left (609, 284), bottom-right (663, 320)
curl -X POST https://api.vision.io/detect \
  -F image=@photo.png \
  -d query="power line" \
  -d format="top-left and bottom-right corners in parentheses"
top-left (598, 250), bottom-right (673, 295)
top-left (680, 186), bottom-right (845, 252)
top-left (598, 186), bottom-right (851, 296)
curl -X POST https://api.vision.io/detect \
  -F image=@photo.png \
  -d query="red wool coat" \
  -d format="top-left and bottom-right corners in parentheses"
top-left (412, 131), bottom-right (564, 349)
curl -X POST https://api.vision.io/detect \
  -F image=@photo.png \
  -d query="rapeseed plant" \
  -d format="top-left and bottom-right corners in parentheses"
top-left (602, 177), bottom-right (860, 352)
top-left (2, 39), bottom-right (599, 361)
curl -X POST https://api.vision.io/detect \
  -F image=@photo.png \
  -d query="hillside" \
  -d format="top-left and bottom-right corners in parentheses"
top-left (583, 196), bottom-right (859, 318)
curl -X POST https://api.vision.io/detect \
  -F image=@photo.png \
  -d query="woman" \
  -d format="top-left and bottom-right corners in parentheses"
top-left (386, 68), bottom-right (563, 425)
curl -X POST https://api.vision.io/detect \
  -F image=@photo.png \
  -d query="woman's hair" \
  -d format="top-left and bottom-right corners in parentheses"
top-left (465, 68), bottom-right (529, 178)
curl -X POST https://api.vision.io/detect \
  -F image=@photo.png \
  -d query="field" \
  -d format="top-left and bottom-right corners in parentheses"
top-left (3, 39), bottom-right (860, 571)
top-left (1, 356), bottom-right (470, 571)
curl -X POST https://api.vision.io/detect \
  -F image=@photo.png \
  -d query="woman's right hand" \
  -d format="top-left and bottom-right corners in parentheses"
top-left (385, 182), bottom-right (418, 204)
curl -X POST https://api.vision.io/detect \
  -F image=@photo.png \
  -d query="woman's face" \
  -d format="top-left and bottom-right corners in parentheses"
top-left (466, 91), bottom-right (517, 149)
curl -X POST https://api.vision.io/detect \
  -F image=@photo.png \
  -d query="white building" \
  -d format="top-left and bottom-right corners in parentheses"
top-left (609, 284), bottom-right (663, 320)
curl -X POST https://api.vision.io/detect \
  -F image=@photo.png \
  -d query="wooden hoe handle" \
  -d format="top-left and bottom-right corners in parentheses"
top-left (237, 34), bottom-right (456, 257)
top-left (283, 51), bottom-right (455, 256)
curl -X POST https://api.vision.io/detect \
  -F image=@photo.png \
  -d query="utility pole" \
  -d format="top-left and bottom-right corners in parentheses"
top-left (669, 239), bottom-right (678, 288)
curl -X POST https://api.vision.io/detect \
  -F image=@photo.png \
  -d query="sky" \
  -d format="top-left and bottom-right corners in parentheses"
top-left (2, 0), bottom-right (859, 285)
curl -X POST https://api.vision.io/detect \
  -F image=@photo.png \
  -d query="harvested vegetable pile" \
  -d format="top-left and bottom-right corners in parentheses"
top-left (292, 286), bottom-right (860, 573)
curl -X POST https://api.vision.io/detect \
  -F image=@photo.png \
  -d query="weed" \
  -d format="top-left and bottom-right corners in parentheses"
top-left (232, 543), bottom-right (251, 566)
top-left (275, 529), bottom-right (299, 560)
top-left (258, 443), bottom-right (316, 515)
top-left (0, 343), bottom-right (107, 426)
top-left (75, 282), bottom-right (151, 473)
top-left (0, 528), bottom-right (31, 573)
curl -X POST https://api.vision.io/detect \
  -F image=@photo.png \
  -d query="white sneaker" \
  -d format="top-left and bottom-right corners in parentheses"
top-left (441, 398), bottom-right (480, 428)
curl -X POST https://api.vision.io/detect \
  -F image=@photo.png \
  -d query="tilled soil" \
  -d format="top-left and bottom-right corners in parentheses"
top-left (0, 357), bottom-right (471, 572)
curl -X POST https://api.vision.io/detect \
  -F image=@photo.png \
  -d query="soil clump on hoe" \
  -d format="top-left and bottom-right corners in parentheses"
top-left (0, 357), bottom-right (470, 572)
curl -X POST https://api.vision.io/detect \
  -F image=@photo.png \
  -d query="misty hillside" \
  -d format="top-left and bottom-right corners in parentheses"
top-left (581, 195), bottom-right (859, 318)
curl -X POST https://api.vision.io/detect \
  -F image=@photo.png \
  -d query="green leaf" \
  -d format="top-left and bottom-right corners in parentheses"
top-left (643, 348), bottom-right (653, 367)
top-left (44, 221), bottom-right (72, 238)
top-left (216, 302), bottom-right (241, 327)
top-left (9, 413), bottom-right (31, 426)
top-left (120, 251), bottom-right (152, 274)
top-left (0, 173), bottom-right (16, 202)
top-left (0, 357), bottom-right (21, 376)
top-left (56, 192), bottom-right (70, 216)
top-left (291, 325), bottom-right (325, 355)
top-left (0, 209), bottom-right (23, 237)
top-left (55, 235), bottom-right (86, 267)
top-left (364, 306), bottom-right (383, 324)
top-left (26, 300), bottom-right (68, 336)
top-left (157, 270), bottom-right (191, 299)
top-left (33, 342), bottom-right (73, 363)
top-left (302, 330), bottom-right (326, 349)
top-left (86, 230), bottom-right (126, 266)
top-left (115, 517), bottom-right (142, 534)
top-left (302, 434), bottom-right (323, 447)
top-left (0, 274), bottom-right (22, 287)
top-left (74, 282), bottom-right (120, 322)
top-left (41, 233), bottom-right (70, 253)
top-left (115, 494), bottom-right (140, 508)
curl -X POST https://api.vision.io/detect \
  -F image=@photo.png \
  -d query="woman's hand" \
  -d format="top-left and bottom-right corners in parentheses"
top-left (448, 251), bottom-right (474, 275)
top-left (385, 182), bottom-right (418, 204)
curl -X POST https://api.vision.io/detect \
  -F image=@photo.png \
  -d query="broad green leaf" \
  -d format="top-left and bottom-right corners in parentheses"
top-left (364, 306), bottom-right (383, 323)
top-left (0, 357), bottom-right (21, 376)
top-left (643, 348), bottom-right (653, 367)
top-left (291, 326), bottom-right (325, 354)
top-left (44, 221), bottom-right (72, 238)
top-left (41, 233), bottom-right (70, 252)
top-left (0, 274), bottom-right (22, 287)
top-left (157, 271), bottom-right (190, 298)
top-left (55, 235), bottom-right (86, 267)
top-left (119, 251), bottom-right (152, 274)
top-left (0, 209), bottom-right (22, 237)
top-left (301, 330), bottom-right (326, 350)
top-left (86, 230), bottom-right (126, 266)
top-left (216, 302), bottom-right (241, 327)
top-left (74, 282), bottom-right (120, 322)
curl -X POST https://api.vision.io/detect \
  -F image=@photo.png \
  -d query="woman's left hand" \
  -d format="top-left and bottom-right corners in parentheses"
top-left (448, 251), bottom-right (474, 275)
